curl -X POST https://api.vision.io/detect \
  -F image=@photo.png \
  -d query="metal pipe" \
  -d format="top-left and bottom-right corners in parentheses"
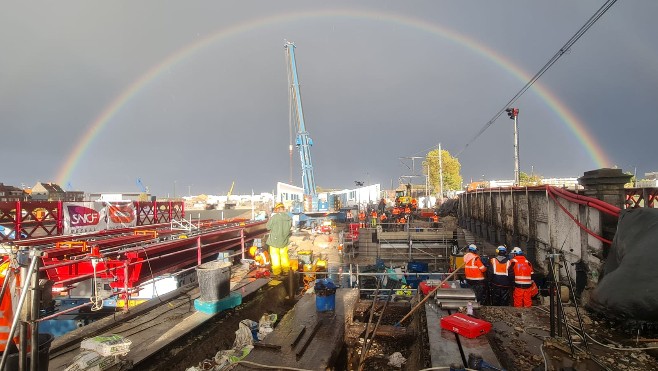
top-left (0, 254), bottom-right (38, 371)
top-left (19, 253), bottom-right (29, 371)
top-left (30, 257), bottom-right (40, 371)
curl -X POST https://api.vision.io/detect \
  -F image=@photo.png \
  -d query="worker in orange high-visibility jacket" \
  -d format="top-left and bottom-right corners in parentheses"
top-left (370, 210), bottom-right (378, 228)
top-left (358, 211), bottom-right (366, 228)
top-left (464, 244), bottom-right (488, 304)
top-left (510, 247), bottom-right (534, 307)
top-left (489, 246), bottom-right (513, 306)
top-left (379, 212), bottom-right (388, 231)
top-left (249, 246), bottom-right (271, 268)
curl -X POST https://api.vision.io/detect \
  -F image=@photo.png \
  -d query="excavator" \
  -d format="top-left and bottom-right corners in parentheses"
top-left (395, 183), bottom-right (417, 210)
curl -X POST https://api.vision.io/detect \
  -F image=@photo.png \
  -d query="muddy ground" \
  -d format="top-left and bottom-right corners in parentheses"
top-left (139, 282), bottom-right (293, 370)
top-left (479, 305), bottom-right (658, 371)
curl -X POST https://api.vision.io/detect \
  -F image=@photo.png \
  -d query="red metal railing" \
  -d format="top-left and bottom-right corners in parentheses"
top-left (0, 200), bottom-right (185, 241)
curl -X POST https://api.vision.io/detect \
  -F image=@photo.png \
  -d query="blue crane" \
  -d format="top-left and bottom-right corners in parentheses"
top-left (136, 178), bottom-right (148, 193)
top-left (285, 41), bottom-right (317, 198)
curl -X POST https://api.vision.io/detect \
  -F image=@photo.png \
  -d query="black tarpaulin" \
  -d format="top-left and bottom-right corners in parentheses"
top-left (589, 208), bottom-right (658, 321)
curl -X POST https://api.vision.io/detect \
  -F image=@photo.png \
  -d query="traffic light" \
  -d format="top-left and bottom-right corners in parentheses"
top-left (505, 108), bottom-right (519, 119)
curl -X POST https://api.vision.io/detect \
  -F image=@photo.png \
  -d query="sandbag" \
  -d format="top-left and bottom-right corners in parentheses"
top-left (589, 208), bottom-right (658, 321)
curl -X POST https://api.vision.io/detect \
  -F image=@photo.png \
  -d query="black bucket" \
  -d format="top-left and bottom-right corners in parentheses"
top-left (196, 261), bottom-right (232, 301)
top-left (2, 333), bottom-right (54, 371)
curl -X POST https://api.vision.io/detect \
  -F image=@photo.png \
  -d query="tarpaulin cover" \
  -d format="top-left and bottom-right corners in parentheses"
top-left (589, 208), bottom-right (658, 321)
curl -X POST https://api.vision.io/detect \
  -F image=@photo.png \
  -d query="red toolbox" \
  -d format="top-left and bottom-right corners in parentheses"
top-left (440, 313), bottom-right (492, 338)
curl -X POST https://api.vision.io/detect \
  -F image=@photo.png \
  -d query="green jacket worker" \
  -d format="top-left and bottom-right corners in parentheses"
top-left (266, 203), bottom-right (292, 275)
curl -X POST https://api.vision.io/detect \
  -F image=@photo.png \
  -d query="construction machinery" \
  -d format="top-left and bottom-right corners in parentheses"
top-left (224, 181), bottom-right (236, 210)
top-left (285, 41), bottom-right (317, 210)
top-left (395, 183), bottom-right (417, 210)
top-left (136, 178), bottom-right (149, 202)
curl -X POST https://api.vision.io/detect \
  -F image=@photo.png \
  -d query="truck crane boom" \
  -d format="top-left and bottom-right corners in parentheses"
top-left (285, 41), bottom-right (317, 197)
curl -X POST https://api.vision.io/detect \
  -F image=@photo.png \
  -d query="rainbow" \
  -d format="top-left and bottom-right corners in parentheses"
top-left (55, 9), bottom-right (611, 185)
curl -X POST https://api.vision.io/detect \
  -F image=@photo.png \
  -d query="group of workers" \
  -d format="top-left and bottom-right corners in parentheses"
top-left (463, 243), bottom-right (536, 307)
top-left (355, 207), bottom-right (438, 231)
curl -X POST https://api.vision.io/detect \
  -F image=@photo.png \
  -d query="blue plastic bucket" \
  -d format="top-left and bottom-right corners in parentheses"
top-left (315, 279), bottom-right (337, 312)
top-left (316, 293), bottom-right (336, 312)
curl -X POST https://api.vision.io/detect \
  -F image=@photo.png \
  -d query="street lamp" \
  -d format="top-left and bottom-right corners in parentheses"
top-left (505, 108), bottom-right (520, 186)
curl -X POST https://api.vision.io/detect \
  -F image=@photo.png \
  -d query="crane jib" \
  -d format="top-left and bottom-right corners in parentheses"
top-left (285, 41), bottom-right (317, 198)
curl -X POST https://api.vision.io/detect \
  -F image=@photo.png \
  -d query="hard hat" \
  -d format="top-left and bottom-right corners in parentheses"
top-left (468, 244), bottom-right (478, 252)
top-left (511, 247), bottom-right (523, 255)
top-left (249, 246), bottom-right (258, 257)
top-left (274, 202), bottom-right (284, 210)
top-left (496, 246), bottom-right (507, 253)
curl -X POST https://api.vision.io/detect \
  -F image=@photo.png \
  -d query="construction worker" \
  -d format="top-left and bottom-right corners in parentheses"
top-left (358, 210), bottom-right (366, 228)
top-left (464, 244), bottom-right (487, 304)
top-left (266, 203), bottom-right (292, 276)
top-left (431, 213), bottom-right (439, 228)
top-left (392, 206), bottom-right (401, 218)
top-left (378, 198), bottom-right (386, 214)
top-left (249, 246), bottom-right (271, 268)
top-left (489, 246), bottom-right (513, 306)
top-left (370, 210), bottom-right (378, 228)
top-left (510, 247), bottom-right (534, 307)
top-left (379, 212), bottom-right (388, 231)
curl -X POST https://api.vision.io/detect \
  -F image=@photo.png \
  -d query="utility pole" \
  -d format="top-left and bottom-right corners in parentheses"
top-left (506, 108), bottom-right (520, 186)
top-left (438, 143), bottom-right (444, 202)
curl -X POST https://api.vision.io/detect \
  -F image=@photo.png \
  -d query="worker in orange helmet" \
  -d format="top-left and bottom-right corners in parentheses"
top-left (510, 247), bottom-right (535, 307)
top-left (266, 202), bottom-right (292, 276)
top-left (249, 246), bottom-right (271, 268)
top-left (464, 244), bottom-right (488, 304)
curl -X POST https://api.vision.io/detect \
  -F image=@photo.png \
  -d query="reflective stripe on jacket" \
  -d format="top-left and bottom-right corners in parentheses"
top-left (511, 256), bottom-right (533, 285)
top-left (464, 252), bottom-right (486, 280)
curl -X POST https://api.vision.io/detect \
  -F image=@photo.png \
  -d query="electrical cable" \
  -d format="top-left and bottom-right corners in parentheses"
top-left (456, 0), bottom-right (618, 157)
top-left (89, 256), bottom-right (103, 311)
top-left (532, 306), bottom-right (658, 351)
top-left (540, 343), bottom-right (548, 371)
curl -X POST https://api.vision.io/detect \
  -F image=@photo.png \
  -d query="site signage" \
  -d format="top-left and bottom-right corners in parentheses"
top-left (63, 201), bottom-right (137, 234)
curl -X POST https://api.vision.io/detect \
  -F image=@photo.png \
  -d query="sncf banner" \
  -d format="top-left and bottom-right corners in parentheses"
top-left (63, 202), bottom-right (137, 234)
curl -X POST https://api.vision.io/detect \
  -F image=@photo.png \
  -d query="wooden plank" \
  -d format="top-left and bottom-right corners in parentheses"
top-left (425, 305), bottom-right (502, 369)
top-left (49, 278), bottom-right (270, 370)
top-left (234, 289), bottom-right (358, 371)
top-left (346, 323), bottom-right (415, 340)
top-left (425, 304), bottom-right (464, 367)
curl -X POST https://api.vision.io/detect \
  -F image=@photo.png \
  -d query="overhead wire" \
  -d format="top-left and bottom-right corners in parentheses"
top-left (456, 0), bottom-right (618, 157)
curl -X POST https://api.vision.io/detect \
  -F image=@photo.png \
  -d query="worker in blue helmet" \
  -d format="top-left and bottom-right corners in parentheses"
top-left (463, 244), bottom-right (487, 304)
top-left (488, 246), bottom-right (513, 306)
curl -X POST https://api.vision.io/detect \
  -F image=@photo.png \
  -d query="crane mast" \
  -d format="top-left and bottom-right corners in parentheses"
top-left (285, 41), bottom-right (317, 197)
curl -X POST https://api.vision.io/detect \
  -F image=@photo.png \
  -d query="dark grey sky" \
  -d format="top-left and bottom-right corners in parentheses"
top-left (2, 1), bottom-right (656, 196)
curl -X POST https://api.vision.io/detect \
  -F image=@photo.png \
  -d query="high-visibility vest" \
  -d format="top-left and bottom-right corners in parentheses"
top-left (255, 251), bottom-right (271, 266)
top-left (491, 258), bottom-right (511, 276)
top-left (404, 207), bottom-right (411, 214)
top-left (358, 212), bottom-right (366, 221)
top-left (0, 262), bottom-right (18, 352)
top-left (464, 252), bottom-right (486, 280)
top-left (511, 256), bottom-right (533, 285)
top-left (392, 208), bottom-right (400, 216)
top-left (432, 215), bottom-right (439, 223)
top-left (371, 211), bottom-right (377, 218)
top-left (380, 214), bottom-right (387, 221)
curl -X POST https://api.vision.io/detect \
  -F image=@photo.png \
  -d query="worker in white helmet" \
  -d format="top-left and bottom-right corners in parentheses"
top-left (463, 244), bottom-right (488, 304)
